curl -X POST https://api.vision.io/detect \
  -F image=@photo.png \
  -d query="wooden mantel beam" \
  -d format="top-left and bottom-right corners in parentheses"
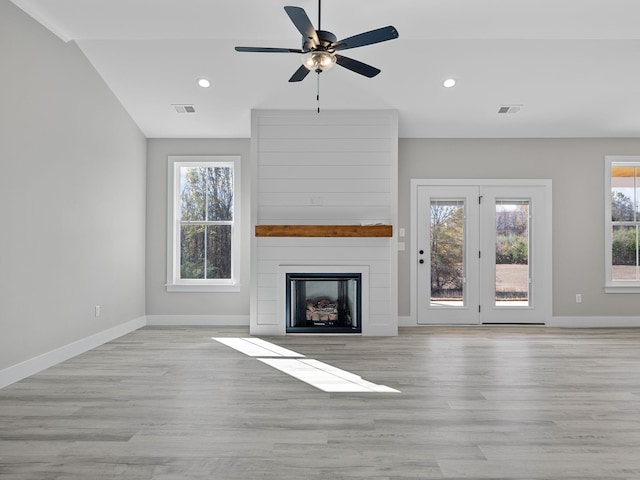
top-left (254, 225), bottom-right (392, 238)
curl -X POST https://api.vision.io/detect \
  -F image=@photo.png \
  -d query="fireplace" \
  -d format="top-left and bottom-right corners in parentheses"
top-left (286, 273), bottom-right (362, 333)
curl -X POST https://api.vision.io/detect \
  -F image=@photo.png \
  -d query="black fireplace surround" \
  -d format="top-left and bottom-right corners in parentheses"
top-left (286, 273), bottom-right (362, 333)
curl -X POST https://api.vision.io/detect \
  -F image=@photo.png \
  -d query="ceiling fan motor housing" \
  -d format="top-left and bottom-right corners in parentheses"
top-left (311, 30), bottom-right (337, 51)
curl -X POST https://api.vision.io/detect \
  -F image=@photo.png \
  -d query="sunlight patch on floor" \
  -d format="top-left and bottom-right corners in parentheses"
top-left (213, 338), bottom-right (400, 393)
top-left (212, 337), bottom-right (304, 357)
top-left (259, 358), bottom-right (400, 393)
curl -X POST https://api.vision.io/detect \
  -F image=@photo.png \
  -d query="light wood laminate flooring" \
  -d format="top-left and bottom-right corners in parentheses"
top-left (2, 326), bottom-right (640, 479)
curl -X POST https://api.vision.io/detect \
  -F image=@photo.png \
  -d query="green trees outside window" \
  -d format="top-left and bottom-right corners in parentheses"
top-left (430, 202), bottom-right (464, 299)
top-left (430, 201), bottom-right (529, 300)
top-left (179, 166), bottom-right (233, 280)
top-left (611, 191), bottom-right (638, 276)
top-left (495, 205), bottom-right (529, 265)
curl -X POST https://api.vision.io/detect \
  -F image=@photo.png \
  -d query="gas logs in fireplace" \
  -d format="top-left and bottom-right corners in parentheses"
top-left (286, 273), bottom-right (362, 333)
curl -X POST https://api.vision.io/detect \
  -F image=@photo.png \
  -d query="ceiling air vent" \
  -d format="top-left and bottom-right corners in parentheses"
top-left (498, 105), bottom-right (522, 114)
top-left (172, 104), bottom-right (196, 114)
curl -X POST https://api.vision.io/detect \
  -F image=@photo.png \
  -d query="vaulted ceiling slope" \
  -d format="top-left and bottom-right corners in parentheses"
top-left (11, 0), bottom-right (640, 138)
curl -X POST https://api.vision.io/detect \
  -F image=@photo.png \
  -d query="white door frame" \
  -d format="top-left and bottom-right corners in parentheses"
top-left (410, 179), bottom-right (553, 325)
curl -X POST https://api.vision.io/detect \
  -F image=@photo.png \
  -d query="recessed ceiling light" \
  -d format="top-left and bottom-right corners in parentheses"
top-left (443, 78), bottom-right (456, 88)
top-left (197, 78), bottom-right (211, 88)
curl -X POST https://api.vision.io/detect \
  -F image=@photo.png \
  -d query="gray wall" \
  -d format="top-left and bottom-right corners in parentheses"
top-left (145, 139), bottom-right (251, 317)
top-left (0, 1), bottom-right (147, 370)
top-left (146, 137), bottom-right (640, 322)
top-left (398, 138), bottom-right (640, 318)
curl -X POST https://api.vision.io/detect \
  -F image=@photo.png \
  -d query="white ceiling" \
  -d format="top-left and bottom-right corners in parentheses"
top-left (12, 0), bottom-right (640, 138)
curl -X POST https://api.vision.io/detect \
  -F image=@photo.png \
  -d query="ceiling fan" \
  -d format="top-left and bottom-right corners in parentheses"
top-left (234, 0), bottom-right (399, 83)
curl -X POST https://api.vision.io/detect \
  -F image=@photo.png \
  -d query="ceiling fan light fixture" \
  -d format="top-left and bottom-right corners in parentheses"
top-left (302, 51), bottom-right (336, 72)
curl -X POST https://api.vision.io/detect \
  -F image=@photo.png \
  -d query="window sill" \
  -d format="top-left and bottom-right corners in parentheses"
top-left (605, 285), bottom-right (640, 294)
top-left (166, 283), bottom-right (241, 293)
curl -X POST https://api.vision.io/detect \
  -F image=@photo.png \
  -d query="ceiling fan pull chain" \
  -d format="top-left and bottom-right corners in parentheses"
top-left (316, 72), bottom-right (321, 113)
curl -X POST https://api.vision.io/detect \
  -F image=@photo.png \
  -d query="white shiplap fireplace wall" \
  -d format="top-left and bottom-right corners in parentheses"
top-left (250, 109), bottom-right (398, 336)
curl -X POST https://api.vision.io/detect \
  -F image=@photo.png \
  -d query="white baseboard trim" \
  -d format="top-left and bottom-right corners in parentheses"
top-left (549, 316), bottom-right (640, 328)
top-left (0, 316), bottom-right (146, 389)
top-left (364, 324), bottom-right (399, 336)
top-left (399, 316), bottom-right (640, 328)
top-left (398, 316), bottom-right (416, 327)
top-left (146, 315), bottom-right (250, 326)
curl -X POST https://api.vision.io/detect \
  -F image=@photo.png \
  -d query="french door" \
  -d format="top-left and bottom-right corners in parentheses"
top-left (415, 181), bottom-right (551, 325)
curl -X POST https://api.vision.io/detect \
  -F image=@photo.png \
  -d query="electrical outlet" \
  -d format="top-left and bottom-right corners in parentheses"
top-left (95, 305), bottom-right (101, 317)
top-left (575, 294), bottom-right (582, 304)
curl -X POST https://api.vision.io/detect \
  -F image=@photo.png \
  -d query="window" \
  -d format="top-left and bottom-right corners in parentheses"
top-left (167, 156), bottom-right (240, 292)
top-left (605, 156), bottom-right (640, 293)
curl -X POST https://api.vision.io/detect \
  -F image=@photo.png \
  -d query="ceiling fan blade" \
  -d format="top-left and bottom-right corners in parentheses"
top-left (284, 6), bottom-right (320, 48)
top-left (288, 65), bottom-right (311, 82)
top-left (235, 46), bottom-right (304, 53)
top-left (335, 55), bottom-right (381, 78)
top-left (332, 26), bottom-right (399, 51)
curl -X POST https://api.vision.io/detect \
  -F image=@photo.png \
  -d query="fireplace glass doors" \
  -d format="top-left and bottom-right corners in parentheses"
top-left (286, 273), bottom-right (362, 333)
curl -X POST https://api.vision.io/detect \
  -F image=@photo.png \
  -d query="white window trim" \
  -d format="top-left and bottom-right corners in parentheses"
top-left (604, 156), bottom-right (640, 293)
top-left (166, 155), bottom-right (241, 292)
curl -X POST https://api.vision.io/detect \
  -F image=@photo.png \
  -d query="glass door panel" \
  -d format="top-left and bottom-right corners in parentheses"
top-left (495, 200), bottom-right (530, 307)
top-left (430, 200), bottom-right (465, 307)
